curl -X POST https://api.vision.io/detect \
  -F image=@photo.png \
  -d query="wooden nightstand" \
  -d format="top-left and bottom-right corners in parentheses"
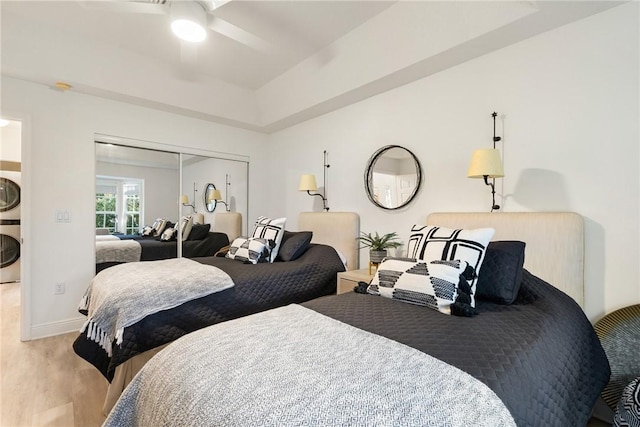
top-left (337, 269), bottom-right (375, 295)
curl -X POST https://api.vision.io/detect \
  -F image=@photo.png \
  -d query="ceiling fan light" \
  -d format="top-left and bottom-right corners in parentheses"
top-left (171, 19), bottom-right (206, 42)
top-left (170, 1), bottom-right (207, 43)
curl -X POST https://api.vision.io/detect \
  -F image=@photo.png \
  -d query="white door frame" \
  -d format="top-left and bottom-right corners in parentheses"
top-left (3, 111), bottom-right (32, 341)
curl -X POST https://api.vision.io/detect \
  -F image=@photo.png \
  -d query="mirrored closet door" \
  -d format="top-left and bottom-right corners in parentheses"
top-left (181, 154), bottom-right (248, 235)
top-left (94, 139), bottom-right (249, 273)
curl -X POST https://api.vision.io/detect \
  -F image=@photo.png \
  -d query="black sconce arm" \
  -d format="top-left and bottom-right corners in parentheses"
top-left (306, 190), bottom-right (329, 211)
top-left (483, 175), bottom-right (500, 212)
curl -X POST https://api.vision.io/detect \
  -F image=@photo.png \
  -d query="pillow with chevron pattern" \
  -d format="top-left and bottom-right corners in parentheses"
top-left (406, 225), bottom-right (495, 307)
top-left (367, 257), bottom-right (477, 316)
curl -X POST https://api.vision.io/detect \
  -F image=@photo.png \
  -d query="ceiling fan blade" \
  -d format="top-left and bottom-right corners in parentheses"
top-left (77, 1), bottom-right (167, 15)
top-left (210, 1), bottom-right (232, 11)
top-left (207, 16), bottom-right (276, 54)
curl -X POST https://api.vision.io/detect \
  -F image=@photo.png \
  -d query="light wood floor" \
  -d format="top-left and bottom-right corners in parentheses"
top-left (1, 282), bottom-right (107, 427)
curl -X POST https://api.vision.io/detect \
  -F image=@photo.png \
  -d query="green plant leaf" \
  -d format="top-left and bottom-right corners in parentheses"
top-left (356, 231), bottom-right (402, 250)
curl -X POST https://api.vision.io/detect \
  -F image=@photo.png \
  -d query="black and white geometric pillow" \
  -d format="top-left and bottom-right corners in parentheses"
top-left (251, 216), bottom-right (286, 262)
top-left (614, 377), bottom-right (640, 427)
top-left (141, 225), bottom-right (154, 236)
top-left (367, 257), bottom-right (471, 315)
top-left (406, 225), bottom-right (495, 306)
top-left (226, 237), bottom-right (273, 264)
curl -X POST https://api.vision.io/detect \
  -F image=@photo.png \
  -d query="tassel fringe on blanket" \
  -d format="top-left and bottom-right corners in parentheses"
top-left (80, 319), bottom-right (115, 356)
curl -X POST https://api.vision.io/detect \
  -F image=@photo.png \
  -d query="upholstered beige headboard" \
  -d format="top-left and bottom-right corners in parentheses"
top-left (213, 212), bottom-right (242, 242)
top-left (299, 212), bottom-right (360, 271)
top-left (427, 212), bottom-right (584, 308)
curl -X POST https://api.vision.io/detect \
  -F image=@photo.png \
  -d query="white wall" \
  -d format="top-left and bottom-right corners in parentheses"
top-left (268, 3), bottom-right (639, 321)
top-left (1, 77), bottom-right (269, 339)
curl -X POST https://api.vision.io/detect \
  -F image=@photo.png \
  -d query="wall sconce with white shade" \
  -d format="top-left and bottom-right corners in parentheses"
top-left (299, 151), bottom-right (330, 212)
top-left (467, 112), bottom-right (504, 212)
top-left (207, 174), bottom-right (231, 212)
top-left (208, 189), bottom-right (230, 212)
top-left (181, 182), bottom-right (197, 212)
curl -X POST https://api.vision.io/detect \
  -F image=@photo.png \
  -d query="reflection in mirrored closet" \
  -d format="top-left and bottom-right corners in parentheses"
top-left (94, 138), bottom-right (249, 273)
top-left (95, 142), bottom-right (180, 236)
top-left (180, 154), bottom-right (248, 230)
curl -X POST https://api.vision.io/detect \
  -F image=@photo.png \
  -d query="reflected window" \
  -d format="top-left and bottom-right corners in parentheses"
top-left (96, 177), bottom-right (143, 234)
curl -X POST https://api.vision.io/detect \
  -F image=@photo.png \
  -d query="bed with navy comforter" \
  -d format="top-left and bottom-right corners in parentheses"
top-left (74, 243), bottom-right (346, 380)
top-left (102, 269), bottom-right (609, 426)
top-left (304, 270), bottom-right (609, 426)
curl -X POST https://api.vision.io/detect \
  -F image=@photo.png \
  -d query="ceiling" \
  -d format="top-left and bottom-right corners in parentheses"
top-left (2, 0), bottom-right (394, 89)
top-left (1, 1), bottom-right (626, 132)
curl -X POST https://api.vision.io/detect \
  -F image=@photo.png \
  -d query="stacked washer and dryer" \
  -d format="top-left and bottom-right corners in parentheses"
top-left (0, 169), bottom-right (21, 283)
top-left (1, 121), bottom-right (21, 285)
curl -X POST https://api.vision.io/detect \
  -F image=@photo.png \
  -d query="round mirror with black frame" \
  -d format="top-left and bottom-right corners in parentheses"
top-left (364, 145), bottom-right (422, 210)
top-left (203, 183), bottom-right (217, 213)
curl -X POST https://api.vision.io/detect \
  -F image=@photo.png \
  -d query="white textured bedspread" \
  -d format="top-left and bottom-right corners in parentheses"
top-left (79, 258), bottom-right (234, 356)
top-left (95, 239), bottom-right (141, 264)
top-left (104, 304), bottom-right (515, 426)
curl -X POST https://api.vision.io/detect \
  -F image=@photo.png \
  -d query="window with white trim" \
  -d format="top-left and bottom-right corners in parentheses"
top-left (96, 177), bottom-right (143, 234)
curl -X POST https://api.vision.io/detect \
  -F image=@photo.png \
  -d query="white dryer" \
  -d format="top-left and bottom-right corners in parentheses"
top-left (0, 220), bottom-right (20, 283)
top-left (0, 171), bottom-right (20, 218)
top-left (0, 171), bottom-right (21, 283)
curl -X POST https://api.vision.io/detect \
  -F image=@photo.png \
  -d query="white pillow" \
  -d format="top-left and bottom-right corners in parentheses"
top-left (251, 216), bottom-right (286, 262)
top-left (176, 216), bottom-right (194, 241)
top-left (406, 225), bottom-right (495, 306)
top-left (367, 257), bottom-right (471, 315)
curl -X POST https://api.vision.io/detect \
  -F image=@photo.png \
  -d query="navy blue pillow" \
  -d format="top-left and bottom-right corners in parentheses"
top-left (187, 223), bottom-right (211, 241)
top-left (277, 231), bottom-right (313, 262)
top-left (476, 241), bottom-right (526, 304)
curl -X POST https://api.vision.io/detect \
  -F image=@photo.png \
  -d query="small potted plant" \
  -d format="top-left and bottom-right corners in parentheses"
top-left (357, 231), bottom-right (402, 264)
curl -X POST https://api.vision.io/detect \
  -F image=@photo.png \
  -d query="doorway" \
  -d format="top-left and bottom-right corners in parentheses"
top-left (0, 119), bottom-right (22, 284)
top-left (0, 118), bottom-right (25, 342)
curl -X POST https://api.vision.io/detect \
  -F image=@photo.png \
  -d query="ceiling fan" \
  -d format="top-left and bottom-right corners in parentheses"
top-left (80, 0), bottom-right (275, 53)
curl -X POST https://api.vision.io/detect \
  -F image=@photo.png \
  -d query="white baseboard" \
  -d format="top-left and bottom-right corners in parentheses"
top-left (30, 317), bottom-right (85, 340)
